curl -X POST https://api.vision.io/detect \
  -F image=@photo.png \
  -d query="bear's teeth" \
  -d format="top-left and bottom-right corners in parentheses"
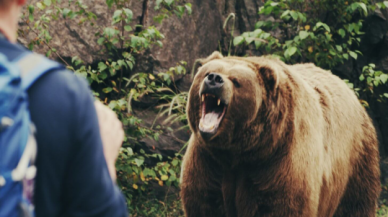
top-left (202, 94), bottom-right (205, 102)
top-left (205, 94), bottom-right (215, 98)
top-left (217, 99), bottom-right (221, 106)
top-left (200, 121), bottom-right (214, 130)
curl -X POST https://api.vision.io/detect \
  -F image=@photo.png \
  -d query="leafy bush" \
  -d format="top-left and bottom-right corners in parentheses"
top-left (21, 0), bottom-right (190, 216)
top-left (227, 0), bottom-right (388, 106)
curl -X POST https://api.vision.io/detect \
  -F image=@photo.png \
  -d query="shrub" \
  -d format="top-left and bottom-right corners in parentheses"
top-left (227, 0), bottom-right (388, 106)
top-left (21, 0), bottom-right (191, 216)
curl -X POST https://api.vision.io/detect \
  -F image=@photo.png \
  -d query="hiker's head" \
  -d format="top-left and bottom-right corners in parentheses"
top-left (0, 0), bottom-right (27, 42)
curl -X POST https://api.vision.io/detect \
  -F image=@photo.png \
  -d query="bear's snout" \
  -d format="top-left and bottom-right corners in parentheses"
top-left (202, 72), bottom-right (224, 96)
top-left (198, 73), bottom-right (229, 141)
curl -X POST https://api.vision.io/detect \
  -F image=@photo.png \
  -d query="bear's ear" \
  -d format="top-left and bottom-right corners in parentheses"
top-left (191, 52), bottom-right (223, 79)
top-left (259, 65), bottom-right (280, 93)
top-left (199, 51), bottom-right (223, 66)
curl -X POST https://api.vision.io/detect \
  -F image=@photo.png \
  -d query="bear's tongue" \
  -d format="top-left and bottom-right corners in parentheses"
top-left (200, 96), bottom-right (225, 131)
top-left (202, 112), bottom-right (220, 127)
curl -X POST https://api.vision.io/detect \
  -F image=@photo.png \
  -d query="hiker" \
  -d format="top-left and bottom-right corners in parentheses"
top-left (0, 0), bottom-right (128, 216)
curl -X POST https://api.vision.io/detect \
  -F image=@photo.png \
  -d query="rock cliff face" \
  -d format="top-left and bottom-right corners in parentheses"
top-left (19, 0), bottom-right (264, 72)
top-left (19, 0), bottom-right (388, 176)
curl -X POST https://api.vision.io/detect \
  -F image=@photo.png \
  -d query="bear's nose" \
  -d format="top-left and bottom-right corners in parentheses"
top-left (204, 73), bottom-right (224, 89)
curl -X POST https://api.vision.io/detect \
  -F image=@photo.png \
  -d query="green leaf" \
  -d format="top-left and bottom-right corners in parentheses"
top-left (134, 158), bottom-right (144, 167)
top-left (171, 159), bottom-right (178, 166)
top-left (366, 77), bottom-right (372, 84)
top-left (104, 28), bottom-right (116, 38)
top-left (99, 72), bottom-right (108, 80)
top-left (335, 45), bottom-right (342, 52)
top-left (359, 3), bottom-right (368, 16)
top-left (299, 12), bottom-right (306, 22)
top-left (46, 50), bottom-right (52, 57)
top-left (343, 53), bottom-right (349, 60)
top-left (71, 56), bottom-right (79, 64)
top-left (43, 0), bottom-right (51, 6)
top-left (350, 3), bottom-right (359, 12)
top-left (117, 59), bottom-right (125, 68)
top-left (359, 74), bottom-right (365, 81)
top-left (348, 24), bottom-right (354, 33)
top-left (255, 21), bottom-right (265, 29)
top-left (233, 36), bottom-right (244, 46)
top-left (62, 8), bottom-right (70, 18)
top-left (255, 40), bottom-right (263, 49)
top-left (98, 62), bottom-right (107, 71)
top-left (380, 74), bottom-right (388, 84)
top-left (112, 10), bottom-right (122, 23)
top-left (261, 33), bottom-right (271, 39)
top-left (126, 61), bottom-right (133, 69)
top-left (299, 31), bottom-right (309, 40)
top-left (29, 14), bottom-right (34, 22)
top-left (106, 0), bottom-right (114, 8)
top-left (315, 22), bottom-right (330, 32)
top-left (245, 37), bottom-right (254, 45)
top-left (286, 46), bottom-right (297, 57)
top-left (102, 87), bottom-right (112, 93)
top-left (111, 38), bottom-right (119, 44)
top-left (290, 11), bottom-right (298, 21)
top-left (28, 5), bottom-right (34, 14)
top-left (252, 29), bottom-right (262, 37)
top-left (185, 3), bottom-right (192, 15)
top-left (384, 93), bottom-right (388, 98)
top-left (280, 10), bottom-right (290, 19)
top-left (131, 36), bottom-right (139, 47)
top-left (28, 43), bottom-right (34, 51)
top-left (349, 51), bottom-right (358, 60)
top-left (338, 29), bottom-right (346, 38)
top-left (36, 2), bottom-right (45, 10)
top-left (124, 25), bottom-right (132, 31)
top-left (165, 0), bottom-right (173, 6)
top-left (28, 5), bottom-right (35, 21)
top-left (97, 37), bottom-right (105, 45)
top-left (123, 8), bottom-right (133, 22)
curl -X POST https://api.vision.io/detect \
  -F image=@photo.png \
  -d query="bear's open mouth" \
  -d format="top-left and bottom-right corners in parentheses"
top-left (199, 93), bottom-right (227, 139)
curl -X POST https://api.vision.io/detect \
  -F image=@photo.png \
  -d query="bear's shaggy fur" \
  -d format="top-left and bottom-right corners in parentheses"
top-left (180, 52), bottom-right (381, 217)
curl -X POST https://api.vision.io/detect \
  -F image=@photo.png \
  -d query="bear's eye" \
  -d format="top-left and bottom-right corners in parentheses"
top-left (230, 77), bottom-right (240, 88)
top-left (205, 72), bottom-right (210, 77)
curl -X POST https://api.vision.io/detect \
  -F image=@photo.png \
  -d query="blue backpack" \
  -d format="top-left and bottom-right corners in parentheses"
top-left (0, 52), bottom-right (64, 217)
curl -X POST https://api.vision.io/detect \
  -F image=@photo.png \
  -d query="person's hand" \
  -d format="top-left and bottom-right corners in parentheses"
top-left (94, 100), bottom-right (124, 181)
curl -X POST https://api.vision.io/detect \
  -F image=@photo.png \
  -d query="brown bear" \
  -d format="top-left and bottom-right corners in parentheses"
top-left (180, 51), bottom-right (381, 217)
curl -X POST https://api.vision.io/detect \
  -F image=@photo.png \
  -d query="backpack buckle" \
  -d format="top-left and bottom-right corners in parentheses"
top-left (0, 116), bottom-right (14, 131)
top-left (0, 176), bottom-right (5, 187)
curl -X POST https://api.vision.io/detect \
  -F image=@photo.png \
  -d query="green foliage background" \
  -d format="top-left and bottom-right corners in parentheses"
top-left (20, 0), bottom-right (388, 216)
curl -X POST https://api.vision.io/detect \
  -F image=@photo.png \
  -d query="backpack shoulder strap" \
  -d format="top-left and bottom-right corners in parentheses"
top-left (16, 53), bottom-right (65, 90)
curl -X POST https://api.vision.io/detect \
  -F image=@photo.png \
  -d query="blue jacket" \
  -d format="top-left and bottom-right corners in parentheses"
top-left (0, 36), bottom-right (128, 217)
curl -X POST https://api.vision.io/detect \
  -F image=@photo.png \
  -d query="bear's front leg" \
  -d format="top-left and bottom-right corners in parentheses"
top-left (180, 143), bottom-right (225, 217)
top-left (235, 187), bottom-right (317, 217)
top-left (234, 167), bottom-right (319, 217)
